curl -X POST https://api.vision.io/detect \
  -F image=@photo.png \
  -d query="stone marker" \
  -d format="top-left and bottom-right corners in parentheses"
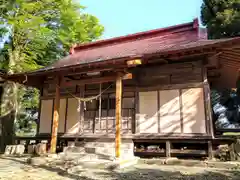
top-left (15, 145), bottom-right (25, 155)
top-left (4, 145), bottom-right (12, 155)
top-left (4, 145), bottom-right (25, 155)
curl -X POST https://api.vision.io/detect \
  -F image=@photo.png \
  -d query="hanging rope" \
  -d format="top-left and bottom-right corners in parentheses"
top-left (55, 83), bottom-right (113, 102)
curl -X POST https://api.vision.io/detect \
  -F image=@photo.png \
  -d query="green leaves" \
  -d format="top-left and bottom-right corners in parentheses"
top-left (0, 0), bottom-right (104, 134)
top-left (1, 0), bottom-right (104, 71)
top-left (201, 0), bottom-right (240, 39)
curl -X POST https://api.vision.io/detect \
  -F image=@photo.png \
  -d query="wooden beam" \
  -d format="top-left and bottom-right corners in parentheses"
top-left (171, 149), bottom-right (207, 155)
top-left (115, 73), bottom-right (122, 159)
top-left (50, 76), bottom-right (61, 154)
top-left (61, 73), bottom-right (132, 87)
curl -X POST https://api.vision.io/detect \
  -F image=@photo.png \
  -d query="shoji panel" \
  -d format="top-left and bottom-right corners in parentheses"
top-left (39, 100), bottom-right (53, 133)
top-left (182, 88), bottom-right (206, 134)
top-left (160, 90), bottom-right (181, 133)
top-left (138, 91), bottom-right (158, 133)
top-left (66, 98), bottom-right (80, 134)
top-left (58, 99), bottom-right (66, 133)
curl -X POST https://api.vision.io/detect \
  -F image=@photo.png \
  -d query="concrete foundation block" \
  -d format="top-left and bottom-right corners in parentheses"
top-left (35, 143), bottom-right (47, 155)
top-left (28, 145), bottom-right (36, 154)
top-left (83, 140), bottom-right (134, 158)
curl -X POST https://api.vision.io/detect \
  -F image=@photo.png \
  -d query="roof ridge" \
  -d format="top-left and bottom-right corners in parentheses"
top-left (70, 18), bottom-right (199, 53)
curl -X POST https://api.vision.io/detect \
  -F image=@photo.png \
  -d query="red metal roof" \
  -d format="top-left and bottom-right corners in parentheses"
top-left (9, 19), bottom-right (240, 75)
top-left (40, 19), bottom-right (200, 71)
top-left (72, 18), bottom-right (199, 51)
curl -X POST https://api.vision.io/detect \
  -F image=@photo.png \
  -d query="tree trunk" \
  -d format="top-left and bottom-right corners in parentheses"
top-left (0, 49), bottom-right (21, 151)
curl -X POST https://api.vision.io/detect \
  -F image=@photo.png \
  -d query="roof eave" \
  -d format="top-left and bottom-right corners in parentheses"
top-left (2, 37), bottom-right (240, 88)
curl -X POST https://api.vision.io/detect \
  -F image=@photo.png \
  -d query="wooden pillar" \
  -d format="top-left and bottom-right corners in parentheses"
top-left (0, 85), bottom-right (4, 152)
top-left (229, 142), bottom-right (236, 161)
top-left (99, 83), bottom-right (102, 132)
top-left (115, 74), bottom-right (122, 159)
top-left (166, 141), bottom-right (171, 158)
top-left (50, 77), bottom-right (60, 154)
top-left (36, 88), bottom-right (43, 135)
top-left (206, 84), bottom-right (214, 137)
top-left (78, 86), bottom-right (85, 134)
top-left (203, 68), bottom-right (214, 138)
top-left (208, 140), bottom-right (213, 159)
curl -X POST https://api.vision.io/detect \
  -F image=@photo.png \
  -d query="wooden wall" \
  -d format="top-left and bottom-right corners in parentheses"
top-left (136, 88), bottom-right (206, 134)
top-left (135, 61), bottom-right (207, 135)
top-left (38, 60), bottom-right (209, 136)
top-left (135, 61), bottom-right (203, 88)
top-left (39, 92), bottom-right (135, 135)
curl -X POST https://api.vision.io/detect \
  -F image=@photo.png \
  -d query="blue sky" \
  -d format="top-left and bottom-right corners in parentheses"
top-left (81, 0), bottom-right (203, 39)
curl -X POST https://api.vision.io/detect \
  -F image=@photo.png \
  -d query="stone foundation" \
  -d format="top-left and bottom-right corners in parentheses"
top-left (64, 139), bottom-right (134, 160)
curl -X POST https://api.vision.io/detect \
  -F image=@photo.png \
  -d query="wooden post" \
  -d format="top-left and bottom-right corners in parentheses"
top-left (229, 143), bottom-right (236, 161)
top-left (50, 77), bottom-right (60, 154)
top-left (99, 83), bottom-right (102, 131)
top-left (203, 68), bottom-right (214, 138)
top-left (208, 140), bottom-right (213, 160)
top-left (166, 141), bottom-right (171, 158)
top-left (79, 86), bottom-right (85, 134)
top-left (115, 74), bottom-right (122, 159)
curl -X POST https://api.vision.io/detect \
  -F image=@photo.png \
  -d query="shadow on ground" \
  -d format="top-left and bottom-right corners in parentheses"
top-left (1, 156), bottom-right (240, 180)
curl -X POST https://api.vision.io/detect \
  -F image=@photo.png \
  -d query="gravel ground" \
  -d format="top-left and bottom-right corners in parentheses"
top-left (0, 156), bottom-right (240, 180)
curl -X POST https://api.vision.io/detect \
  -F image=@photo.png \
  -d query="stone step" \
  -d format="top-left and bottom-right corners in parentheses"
top-left (70, 146), bottom-right (132, 155)
top-left (62, 145), bottom-right (134, 161)
top-left (60, 151), bottom-right (114, 161)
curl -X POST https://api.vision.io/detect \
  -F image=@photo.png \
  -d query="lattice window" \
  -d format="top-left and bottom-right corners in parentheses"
top-left (83, 91), bottom-right (135, 134)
